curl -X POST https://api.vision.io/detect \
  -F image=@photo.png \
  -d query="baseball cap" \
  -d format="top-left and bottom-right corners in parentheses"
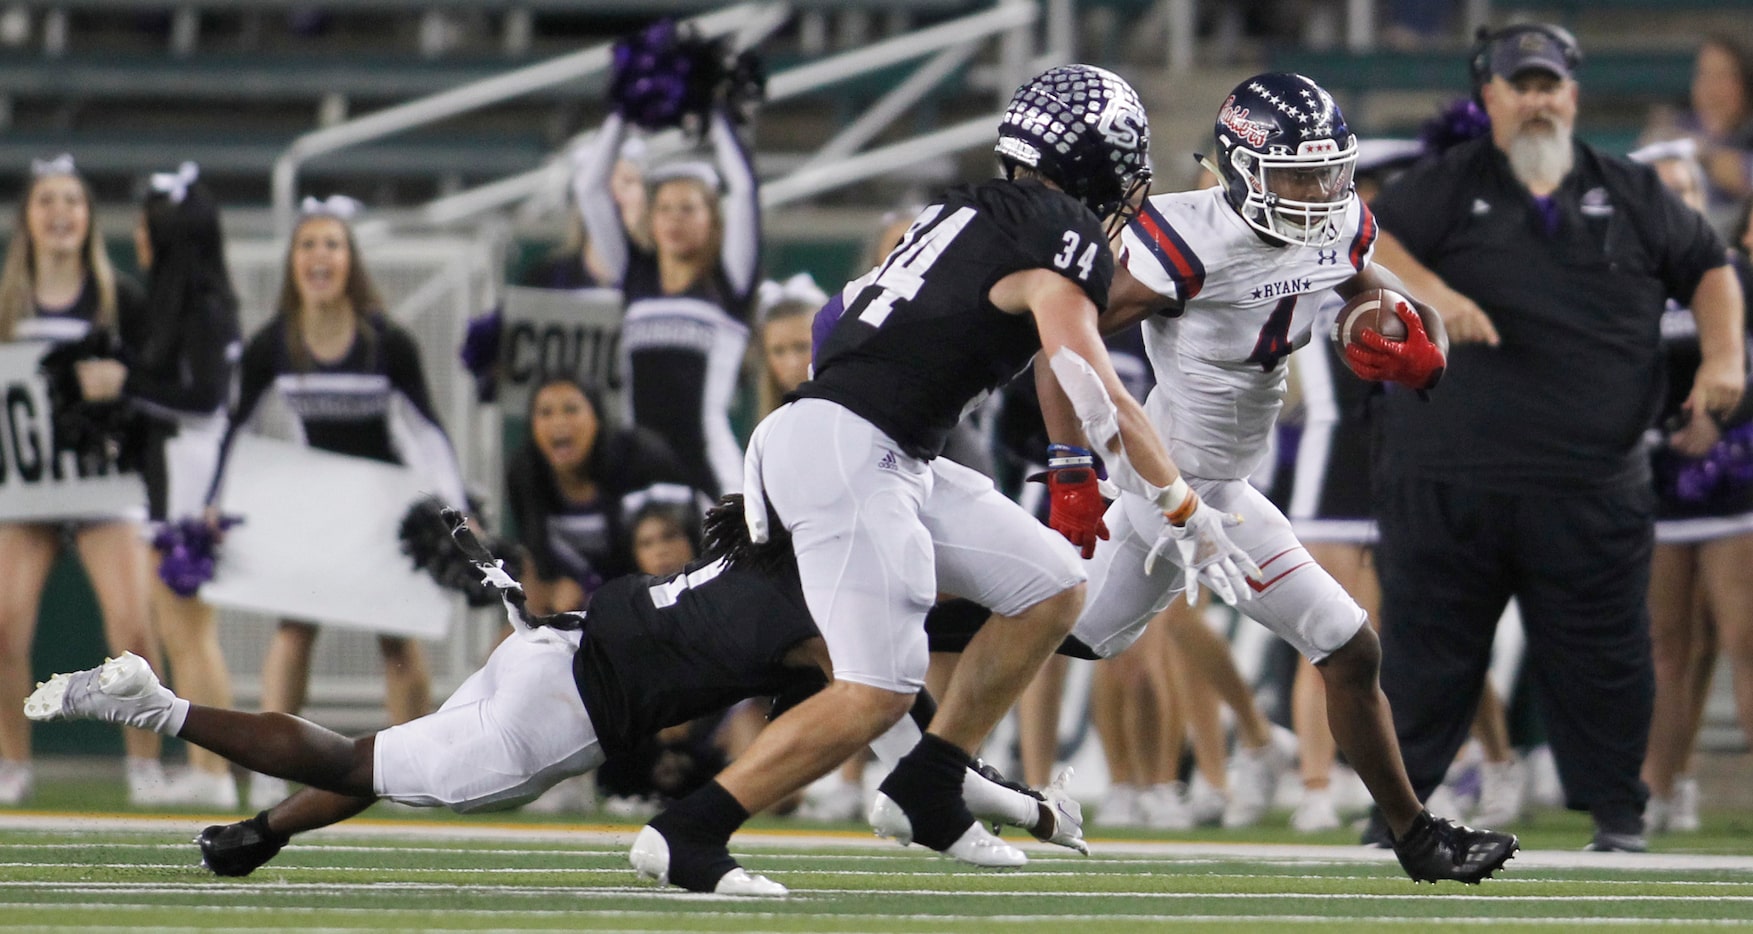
top-left (1488, 27), bottom-right (1576, 81)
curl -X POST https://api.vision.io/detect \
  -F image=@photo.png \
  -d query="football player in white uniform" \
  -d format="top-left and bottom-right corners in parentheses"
top-left (1049, 73), bottom-right (1517, 883)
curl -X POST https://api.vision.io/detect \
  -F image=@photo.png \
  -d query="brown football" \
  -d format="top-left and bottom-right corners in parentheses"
top-left (1333, 288), bottom-right (1412, 348)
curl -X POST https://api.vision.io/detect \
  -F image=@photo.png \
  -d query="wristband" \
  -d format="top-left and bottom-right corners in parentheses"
top-left (1155, 476), bottom-right (1198, 525)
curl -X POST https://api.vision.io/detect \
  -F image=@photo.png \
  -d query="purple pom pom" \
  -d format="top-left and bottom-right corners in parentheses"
top-left (1673, 458), bottom-right (1721, 503)
top-left (152, 516), bottom-right (242, 597)
top-left (460, 308), bottom-right (501, 376)
top-left (1419, 99), bottom-right (1491, 156)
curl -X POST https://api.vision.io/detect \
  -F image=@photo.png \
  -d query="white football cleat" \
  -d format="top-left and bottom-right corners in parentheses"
top-left (24, 653), bottom-right (185, 733)
top-left (868, 793), bottom-right (1026, 867)
top-left (1031, 768), bottom-right (1090, 855)
top-left (629, 826), bottom-right (787, 896)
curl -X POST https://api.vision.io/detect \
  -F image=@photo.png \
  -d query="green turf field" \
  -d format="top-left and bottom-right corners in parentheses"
top-left (3, 799), bottom-right (1752, 933)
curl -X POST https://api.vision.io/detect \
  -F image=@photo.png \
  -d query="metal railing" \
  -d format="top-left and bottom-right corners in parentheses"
top-left (268, 1), bottom-right (789, 231)
top-left (289, 0), bottom-right (1053, 232)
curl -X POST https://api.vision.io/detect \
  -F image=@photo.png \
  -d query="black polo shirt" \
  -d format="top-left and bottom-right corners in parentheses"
top-left (1371, 137), bottom-right (1729, 493)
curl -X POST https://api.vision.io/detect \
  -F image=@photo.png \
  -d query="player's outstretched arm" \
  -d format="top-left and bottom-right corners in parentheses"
top-left (1000, 268), bottom-right (1176, 488)
top-left (999, 269), bottom-right (1260, 603)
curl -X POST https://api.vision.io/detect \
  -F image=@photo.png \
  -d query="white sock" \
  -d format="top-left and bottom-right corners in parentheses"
top-left (963, 768), bottom-right (1040, 828)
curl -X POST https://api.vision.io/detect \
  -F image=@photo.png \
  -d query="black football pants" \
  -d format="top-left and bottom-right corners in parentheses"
top-left (1374, 475), bottom-right (1653, 832)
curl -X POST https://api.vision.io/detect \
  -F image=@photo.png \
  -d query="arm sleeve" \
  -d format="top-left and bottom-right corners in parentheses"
top-left (382, 325), bottom-right (470, 508)
top-left (711, 108), bottom-right (762, 303)
top-left (571, 114), bottom-right (631, 286)
top-left (123, 293), bottom-right (238, 413)
top-left (1347, 201), bottom-right (1379, 272)
top-left (1118, 198), bottom-right (1194, 305)
top-left (205, 328), bottom-right (276, 506)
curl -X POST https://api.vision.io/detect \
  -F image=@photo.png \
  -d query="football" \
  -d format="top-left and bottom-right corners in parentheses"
top-left (1333, 288), bottom-right (1413, 348)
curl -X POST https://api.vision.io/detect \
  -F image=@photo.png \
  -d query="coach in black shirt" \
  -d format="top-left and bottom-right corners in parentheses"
top-left (1366, 24), bottom-right (1745, 851)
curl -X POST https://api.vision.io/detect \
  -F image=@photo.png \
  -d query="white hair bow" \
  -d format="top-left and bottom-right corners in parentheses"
top-left (149, 162), bottom-right (200, 204)
top-left (299, 194), bottom-right (364, 221)
top-left (30, 153), bottom-right (75, 177)
top-left (646, 160), bottom-right (722, 192)
top-left (1628, 137), bottom-right (1698, 166)
top-left (757, 272), bottom-right (829, 321)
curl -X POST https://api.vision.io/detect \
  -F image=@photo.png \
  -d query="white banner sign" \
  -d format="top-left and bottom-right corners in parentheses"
top-left (202, 436), bottom-right (454, 638)
top-left (496, 285), bottom-right (623, 416)
top-left (0, 342), bottom-right (146, 522)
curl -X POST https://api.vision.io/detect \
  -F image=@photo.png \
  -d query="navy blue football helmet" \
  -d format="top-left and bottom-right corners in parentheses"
top-left (996, 64), bottom-right (1152, 221)
top-left (1209, 73), bottom-right (1358, 247)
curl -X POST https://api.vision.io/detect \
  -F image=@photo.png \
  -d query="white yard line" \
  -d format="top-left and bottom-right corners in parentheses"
top-left (1, 905), bottom-right (1750, 929)
top-left (4, 811), bottom-right (1752, 873)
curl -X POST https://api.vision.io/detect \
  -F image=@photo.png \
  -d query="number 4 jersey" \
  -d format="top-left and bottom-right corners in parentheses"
top-left (799, 179), bottom-right (1113, 460)
top-left (1118, 186), bottom-right (1376, 480)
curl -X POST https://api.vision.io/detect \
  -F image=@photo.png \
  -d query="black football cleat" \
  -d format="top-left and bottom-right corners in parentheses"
top-left (196, 811), bottom-right (289, 877)
top-left (1392, 810), bottom-right (1518, 884)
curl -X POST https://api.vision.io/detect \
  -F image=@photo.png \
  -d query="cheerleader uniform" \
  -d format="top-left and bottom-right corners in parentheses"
top-left (120, 287), bottom-right (240, 523)
top-left (1650, 301), bottom-right (1753, 544)
top-left (574, 110), bottom-right (760, 497)
top-left (208, 313), bottom-right (466, 511)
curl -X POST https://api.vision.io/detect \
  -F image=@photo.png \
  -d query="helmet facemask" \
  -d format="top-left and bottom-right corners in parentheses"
top-left (1229, 135), bottom-right (1358, 247)
top-left (1104, 166), bottom-right (1153, 239)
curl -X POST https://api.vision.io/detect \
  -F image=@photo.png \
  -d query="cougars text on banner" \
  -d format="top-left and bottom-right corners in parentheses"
top-left (496, 286), bottom-right (623, 416)
top-left (0, 342), bottom-right (145, 522)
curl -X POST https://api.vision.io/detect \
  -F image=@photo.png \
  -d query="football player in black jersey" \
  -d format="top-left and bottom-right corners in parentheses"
top-left (627, 65), bottom-right (1259, 895)
top-left (25, 498), bottom-right (1086, 881)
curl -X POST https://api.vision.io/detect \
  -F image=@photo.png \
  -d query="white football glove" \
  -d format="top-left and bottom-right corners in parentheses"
top-left (1144, 498), bottom-right (1262, 606)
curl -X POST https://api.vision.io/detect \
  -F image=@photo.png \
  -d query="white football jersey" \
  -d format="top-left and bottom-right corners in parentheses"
top-left (1118, 186), bottom-right (1376, 479)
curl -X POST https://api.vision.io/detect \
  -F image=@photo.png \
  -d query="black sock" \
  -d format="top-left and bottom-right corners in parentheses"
top-left (646, 781), bottom-right (750, 892)
top-left (878, 733), bottom-right (976, 851)
top-left (252, 810), bottom-right (290, 846)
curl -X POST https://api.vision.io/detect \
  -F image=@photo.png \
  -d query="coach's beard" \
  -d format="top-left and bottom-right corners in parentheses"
top-left (1506, 119), bottom-right (1574, 193)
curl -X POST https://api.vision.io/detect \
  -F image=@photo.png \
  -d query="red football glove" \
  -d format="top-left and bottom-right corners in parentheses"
top-left (1029, 444), bottom-right (1109, 559)
top-left (1344, 302), bottom-right (1447, 390)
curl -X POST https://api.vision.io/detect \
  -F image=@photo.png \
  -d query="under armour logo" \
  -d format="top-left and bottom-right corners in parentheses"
top-left (876, 450), bottom-right (899, 472)
top-left (1472, 198), bottom-right (1491, 215)
top-left (1316, 249), bottom-right (1338, 265)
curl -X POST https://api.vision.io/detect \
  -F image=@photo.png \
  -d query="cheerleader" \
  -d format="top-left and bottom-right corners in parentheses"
top-left (0, 154), bottom-right (165, 805)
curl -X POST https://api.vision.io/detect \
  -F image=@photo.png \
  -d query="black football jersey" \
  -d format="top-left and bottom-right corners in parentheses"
top-left (569, 557), bottom-right (819, 757)
top-left (797, 179), bottom-right (1112, 460)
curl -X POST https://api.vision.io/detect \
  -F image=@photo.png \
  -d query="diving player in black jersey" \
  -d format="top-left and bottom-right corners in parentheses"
top-left (630, 65), bottom-right (1258, 895)
top-left (25, 498), bottom-right (1087, 882)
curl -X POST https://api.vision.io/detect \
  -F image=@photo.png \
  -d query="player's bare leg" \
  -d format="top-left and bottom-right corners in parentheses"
top-left (179, 708), bottom-right (375, 796)
top-left (1322, 625), bottom-right (1518, 882)
top-left (926, 585), bottom-right (1082, 756)
top-left (1317, 626), bottom-right (1420, 836)
top-left (635, 679), bottom-right (911, 894)
top-left (871, 585), bottom-right (1083, 858)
